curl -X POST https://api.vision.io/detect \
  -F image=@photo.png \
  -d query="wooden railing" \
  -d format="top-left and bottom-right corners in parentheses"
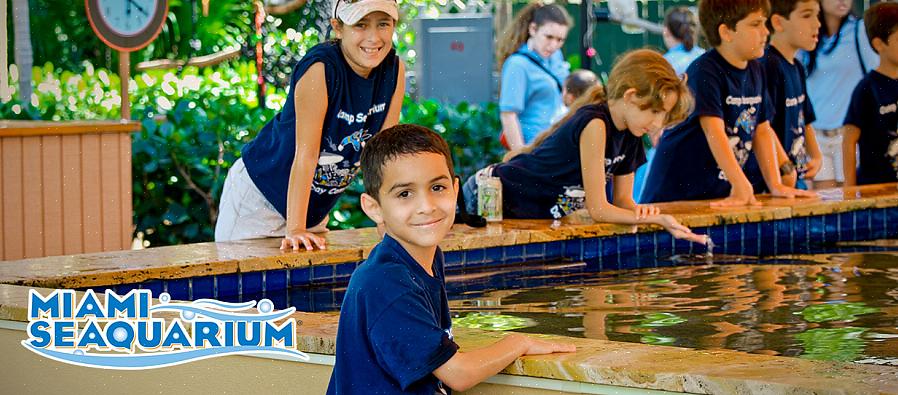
top-left (0, 120), bottom-right (140, 260)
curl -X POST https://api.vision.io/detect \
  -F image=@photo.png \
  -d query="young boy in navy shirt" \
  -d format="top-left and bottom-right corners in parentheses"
top-left (642, 0), bottom-right (815, 205)
top-left (327, 125), bottom-right (575, 395)
top-left (762, 0), bottom-right (824, 189)
top-left (843, 2), bottom-right (898, 186)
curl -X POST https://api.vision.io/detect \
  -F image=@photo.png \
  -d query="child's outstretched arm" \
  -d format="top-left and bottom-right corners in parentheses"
top-left (842, 124), bottom-right (861, 186)
top-left (754, 122), bottom-right (817, 198)
top-left (283, 63), bottom-right (329, 251)
top-left (700, 116), bottom-right (760, 207)
top-left (804, 125), bottom-right (823, 179)
top-left (433, 333), bottom-right (575, 392)
top-left (580, 120), bottom-right (707, 244)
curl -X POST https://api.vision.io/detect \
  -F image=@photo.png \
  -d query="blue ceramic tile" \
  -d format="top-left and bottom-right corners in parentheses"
top-left (856, 209), bottom-right (873, 240)
top-left (288, 288), bottom-right (312, 312)
top-left (166, 278), bottom-right (190, 300)
top-left (601, 236), bottom-right (618, 258)
top-left (838, 211), bottom-right (857, 241)
top-left (217, 273), bottom-right (240, 297)
top-left (267, 291), bottom-right (288, 310)
top-left (774, 219), bottom-right (793, 255)
top-left (464, 249), bottom-right (485, 265)
top-left (115, 283), bottom-right (140, 296)
top-left (618, 234), bottom-right (637, 256)
top-left (636, 233), bottom-right (654, 255)
top-left (544, 241), bottom-right (563, 258)
top-left (755, 221), bottom-right (771, 255)
top-left (444, 251), bottom-right (463, 268)
top-left (334, 262), bottom-right (357, 280)
top-left (725, 224), bottom-right (745, 255)
top-left (524, 243), bottom-right (545, 259)
top-left (673, 231), bottom-right (693, 254)
top-left (823, 214), bottom-right (840, 243)
top-left (289, 267), bottom-right (311, 287)
top-left (311, 265), bottom-right (334, 282)
top-left (191, 276), bottom-right (214, 299)
top-left (872, 208), bottom-right (888, 240)
top-left (504, 244), bottom-right (524, 263)
top-left (563, 239), bottom-right (583, 260)
top-left (90, 286), bottom-right (112, 295)
top-left (265, 270), bottom-right (287, 293)
top-left (654, 232), bottom-right (673, 257)
top-left (888, 207), bottom-right (898, 237)
top-left (792, 217), bottom-right (810, 251)
top-left (807, 215), bottom-right (824, 244)
top-left (242, 271), bottom-right (264, 295)
top-left (139, 280), bottom-right (165, 296)
top-left (619, 252), bottom-right (640, 270)
top-left (741, 223), bottom-right (760, 256)
top-left (582, 238), bottom-right (600, 259)
top-left (484, 247), bottom-right (503, 264)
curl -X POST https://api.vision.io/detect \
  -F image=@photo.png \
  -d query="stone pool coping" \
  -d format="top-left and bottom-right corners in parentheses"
top-left (2, 183), bottom-right (898, 290)
top-left (2, 285), bottom-right (896, 394)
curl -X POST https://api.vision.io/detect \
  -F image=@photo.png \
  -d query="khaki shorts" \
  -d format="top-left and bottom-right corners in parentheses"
top-left (214, 158), bottom-right (286, 241)
top-left (813, 128), bottom-right (845, 183)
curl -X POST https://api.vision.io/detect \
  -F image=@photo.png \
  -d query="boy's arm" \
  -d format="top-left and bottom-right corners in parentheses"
top-left (381, 61), bottom-right (406, 130)
top-left (433, 333), bottom-right (575, 392)
top-left (699, 116), bottom-right (760, 207)
top-left (804, 125), bottom-right (823, 179)
top-left (754, 122), bottom-right (816, 198)
top-left (842, 124), bottom-right (861, 186)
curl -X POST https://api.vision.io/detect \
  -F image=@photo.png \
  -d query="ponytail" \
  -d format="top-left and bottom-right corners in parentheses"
top-left (496, 2), bottom-right (573, 69)
top-left (664, 7), bottom-right (699, 51)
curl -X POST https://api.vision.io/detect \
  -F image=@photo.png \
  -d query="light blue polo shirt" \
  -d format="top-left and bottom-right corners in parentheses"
top-left (800, 16), bottom-right (878, 130)
top-left (499, 44), bottom-right (570, 143)
top-left (663, 43), bottom-right (705, 76)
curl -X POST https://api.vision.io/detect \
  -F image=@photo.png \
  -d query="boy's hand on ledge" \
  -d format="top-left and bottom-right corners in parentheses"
top-left (281, 230), bottom-right (327, 251)
top-left (510, 334), bottom-right (577, 355)
top-left (769, 184), bottom-right (818, 199)
top-left (712, 180), bottom-right (761, 208)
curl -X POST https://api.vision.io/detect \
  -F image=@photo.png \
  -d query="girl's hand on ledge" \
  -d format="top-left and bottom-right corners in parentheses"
top-left (634, 205), bottom-right (660, 220)
top-left (281, 230), bottom-right (327, 251)
top-left (769, 184), bottom-right (818, 199)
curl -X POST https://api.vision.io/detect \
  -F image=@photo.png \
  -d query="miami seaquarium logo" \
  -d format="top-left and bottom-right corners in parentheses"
top-left (22, 289), bottom-right (309, 369)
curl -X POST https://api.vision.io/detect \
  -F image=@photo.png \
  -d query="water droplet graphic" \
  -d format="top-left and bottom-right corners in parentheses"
top-left (113, 327), bottom-right (128, 342)
top-left (182, 310), bottom-right (196, 320)
top-left (159, 293), bottom-right (171, 303)
top-left (89, 333), bottom-right (96, 339)
top-left (73, 349), bottom-right (85, 356)
top-left (258, 299), bottom-right (274, 313)
top-left (203, 327), bottom-right (211, 334)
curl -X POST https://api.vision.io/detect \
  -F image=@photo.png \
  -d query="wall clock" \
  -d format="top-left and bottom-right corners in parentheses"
top-left (85, 0), bottom-right (168, 52)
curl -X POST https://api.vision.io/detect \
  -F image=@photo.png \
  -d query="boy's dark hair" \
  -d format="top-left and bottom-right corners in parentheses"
top-left (766, 0), bottom-right (816, 31)
top-left (360, 124), bottom-right (456, 199)
top-left (665, 7), bottom-right (700, 51)
top-left (865, 1), bottom-right (898, 53)
top-left (564, 69), bottom-right (600, 99)
top-left (699, 0), bottom-right (771, 47)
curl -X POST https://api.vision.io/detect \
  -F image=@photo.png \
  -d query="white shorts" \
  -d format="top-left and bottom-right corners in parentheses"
top-left (214, 158), bottom-right (286, 241)
top-left (813, 129), bottom-right (844, 183)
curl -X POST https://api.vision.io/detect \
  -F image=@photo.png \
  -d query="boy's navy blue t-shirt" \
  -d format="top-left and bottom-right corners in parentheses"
top-left (760, 46), bottom-right (817, 178)
top-left (241, 42), bottom-right (399, 227)
top-left (495, 103), bottom-right (645, 219)
top-left (327, 234), bottom-right (458, 395)
top-left (844, 71), bottom-right (898, 185)
top-left (642, 49), bottom-right (771, 203)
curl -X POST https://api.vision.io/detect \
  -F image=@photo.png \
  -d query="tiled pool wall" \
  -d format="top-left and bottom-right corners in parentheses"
top-left (88, 207), bottom-right (898, 309)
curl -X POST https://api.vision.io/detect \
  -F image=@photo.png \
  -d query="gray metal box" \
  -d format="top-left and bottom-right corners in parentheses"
top-left (413, 14), bottom-right (494, 104)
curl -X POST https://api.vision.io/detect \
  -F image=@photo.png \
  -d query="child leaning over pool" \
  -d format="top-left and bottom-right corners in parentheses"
top-left (465, 49), bottom-right (706, 244)
top-left (327, 124), bottom-right (576, 395)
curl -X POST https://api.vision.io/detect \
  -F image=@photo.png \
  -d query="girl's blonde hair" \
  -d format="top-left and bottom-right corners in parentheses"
top-left (496, 1), bottom-right (573, 68)
top-left (507, 49), bottom-right (693, 160)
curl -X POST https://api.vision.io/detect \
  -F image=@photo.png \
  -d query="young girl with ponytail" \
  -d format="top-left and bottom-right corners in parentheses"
top-left (465, 49), bottom-right (706, 243)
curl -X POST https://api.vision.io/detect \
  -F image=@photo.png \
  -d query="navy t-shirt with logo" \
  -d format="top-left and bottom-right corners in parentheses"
top-left (241, 41), bottom-right (399, 227)
top-left (844, 71), bottom-right (898, 185)
top-left (495, 103), bottom-right (646, 219)
top-left (761, 46), bottom-right (817, 178)
top-left (327, 234), bottom-right (459, 395)
top-left (642, 49), bottom-right (771, 203)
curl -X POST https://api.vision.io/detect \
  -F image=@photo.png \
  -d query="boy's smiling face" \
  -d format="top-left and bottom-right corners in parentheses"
top-left (722, 10), bottom-right (770, 61)
top-left (362, 152), bottom-right (457, 263)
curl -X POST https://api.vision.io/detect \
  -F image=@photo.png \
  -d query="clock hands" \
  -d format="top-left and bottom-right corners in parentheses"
top-left (125, 0), bottom-right (150, 17)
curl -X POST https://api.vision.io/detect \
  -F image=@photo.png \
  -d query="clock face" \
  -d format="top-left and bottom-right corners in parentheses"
top-left (86, 0), bottom-right (168, 51)
top-left (98, 0), bottom-right (159, 36)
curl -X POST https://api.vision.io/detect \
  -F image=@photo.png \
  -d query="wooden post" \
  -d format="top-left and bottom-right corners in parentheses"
top-left (1, 0), bottom-right (8, 101)
top-left (119, 50), bottom-right (130, 120)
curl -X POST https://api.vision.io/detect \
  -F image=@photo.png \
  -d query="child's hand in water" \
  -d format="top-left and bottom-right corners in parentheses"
top-left (634, 205), bottom-right (661, 220)
top-left (656, 215), bottom-right (707, 244)
top-left (711, 180), bottom-right (761, 207)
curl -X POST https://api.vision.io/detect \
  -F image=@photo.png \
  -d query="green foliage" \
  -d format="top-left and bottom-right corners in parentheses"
top-left (795, 327), bottom-right (868, 362)
top-left (452, 313), bottom-right (536, 331)
top-left (794, 303), bottom-right (879, 323)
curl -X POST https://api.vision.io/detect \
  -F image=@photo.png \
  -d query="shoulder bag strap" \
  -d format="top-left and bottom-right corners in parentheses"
top-left (513, 51), bottom-right (563, 93)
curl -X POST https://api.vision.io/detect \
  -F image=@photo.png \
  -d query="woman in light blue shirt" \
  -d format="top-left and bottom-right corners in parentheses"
top-left (496, 2), bottom-right (571, 150)
top-left (661, 7), bottom-right (704, 77)
top-left (800, 0), bottom-right (878, 188)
